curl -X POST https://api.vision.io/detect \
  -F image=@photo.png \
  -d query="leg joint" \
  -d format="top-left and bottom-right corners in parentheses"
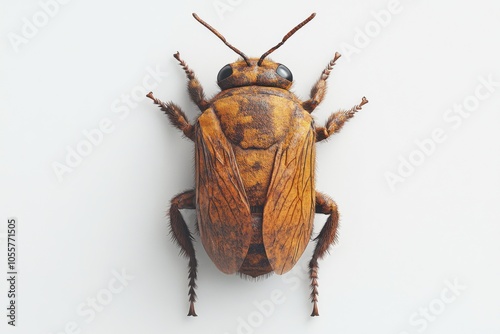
top-left (315, 192), bottom-right (337, 215)
top-left (170, 190), bottom-right (196, 210)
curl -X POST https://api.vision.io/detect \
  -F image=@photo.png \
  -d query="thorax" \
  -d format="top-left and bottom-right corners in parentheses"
top-left (211, 86), bottom-right (304, 149)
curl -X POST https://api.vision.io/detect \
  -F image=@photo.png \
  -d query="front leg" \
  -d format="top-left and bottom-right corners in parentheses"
top-left (146, 92), bottom-right (195, 141)
top-left (302, 52), bottom-right (342, 113)
top-left (315, 97), bottom-right (368, 142)
top-left (174, 52), bottom-right (209, 111)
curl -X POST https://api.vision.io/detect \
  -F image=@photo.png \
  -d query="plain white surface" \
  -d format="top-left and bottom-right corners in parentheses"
top-left (1, 0), bottom-right (500, 333)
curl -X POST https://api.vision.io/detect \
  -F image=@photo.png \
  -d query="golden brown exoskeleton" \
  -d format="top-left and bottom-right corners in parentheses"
top-left (146, 13), bottom-right (368, 317)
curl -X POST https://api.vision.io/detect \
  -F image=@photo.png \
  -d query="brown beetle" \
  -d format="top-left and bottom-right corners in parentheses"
top-left (146, 12), bottom-right (367, 317)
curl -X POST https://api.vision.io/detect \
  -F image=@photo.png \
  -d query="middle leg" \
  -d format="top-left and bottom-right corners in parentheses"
top-left (315, 96), bottom-right (368, 142)
top-left (146, 92), bottom-right (195, 140)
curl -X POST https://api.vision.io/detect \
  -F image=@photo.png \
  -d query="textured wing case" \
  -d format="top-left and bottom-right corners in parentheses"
top-left (263, 119), bottom-right (316, 274)
top-left (195, 109), bottom-right (253, 274)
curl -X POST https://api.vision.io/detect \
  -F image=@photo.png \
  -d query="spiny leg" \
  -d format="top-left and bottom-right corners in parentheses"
top-left (169, 190), bottom-right (198, 316)
top-left (309, 192), bottom-right (339, 317)
top-left (146, 92), bottom-right (195, 141)
top-left (173, 52), bottom-right (209, 111)
top-left (315, 97), bottom-right (368, 142)
top-left (302, 52), bottom-right (342, 113)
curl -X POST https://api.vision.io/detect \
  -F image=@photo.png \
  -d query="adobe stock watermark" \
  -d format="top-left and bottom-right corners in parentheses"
top-left (339, 0), bottom-right (403, 62)
top-left (51, 65), bottom-right (168, 183)
top-left (213, 0), bottom-right (245, 20)
top-left (224, 289), bottom-right (286, 334)
top-left (224, 261), bottom-right (309, 334)
top-left (397, 278), bottom-right (466, 334)
top-left (47, 268), bottom-right (134, 334)
top-left (385, 74), bottom-right (499, 191)
top-left (7, 0), bottom-right (73, 53)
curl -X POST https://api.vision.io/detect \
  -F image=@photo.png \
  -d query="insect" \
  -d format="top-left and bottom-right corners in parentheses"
top-left (146, 12), bottom-right (368, 317)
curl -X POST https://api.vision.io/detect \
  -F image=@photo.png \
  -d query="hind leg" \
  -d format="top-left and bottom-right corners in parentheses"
top-left (309, 192), bottom-right (340, 316)
top-left (169, 190), bottom-right (198, 316)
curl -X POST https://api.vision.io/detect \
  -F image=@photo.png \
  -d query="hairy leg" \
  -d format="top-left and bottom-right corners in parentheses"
top-left (315, 97), bottom-right (368, 142)
top-left (174, 52), bottom-right (209, 111)
top-left (309, 192), bottom-right (340, 316)
top-left (302, 52), bottom-right (342, 113)
top-left (169, 190), bottom-right (198, 316)
top-left (146, 92), bottom-right (195, 140)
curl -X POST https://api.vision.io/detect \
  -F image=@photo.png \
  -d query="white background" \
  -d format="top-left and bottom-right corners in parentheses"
top-left (1, 0), bottom-right (500, 333)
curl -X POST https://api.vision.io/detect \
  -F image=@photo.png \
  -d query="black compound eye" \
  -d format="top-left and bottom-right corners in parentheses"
top-left (276, 64), bottom-right (293, 82)
top-left (217, 64), bottom-right (233, 82)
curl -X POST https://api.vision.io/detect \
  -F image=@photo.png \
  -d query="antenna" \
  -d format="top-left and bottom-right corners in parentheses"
top-left (192, 13), bottom-right (251, 66)
top-left (258, 13), bottom-right (316, 66)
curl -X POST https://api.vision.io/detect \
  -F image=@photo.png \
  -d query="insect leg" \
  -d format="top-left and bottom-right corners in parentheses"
top-left (174, 52), bottom-right (210, 111)
top-left (309, 192), bottom-right (339, 317)
top-left (315, 97), bottom-right (368, 142)
top-left (169, 190), bottom-right (198, 316)
top-left (302, 52), bottom-right (341, 113)
top-left (146, 92), bottom-right (195, 141)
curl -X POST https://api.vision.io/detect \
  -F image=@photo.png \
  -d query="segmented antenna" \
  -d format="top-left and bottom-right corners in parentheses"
top-left (192, 13), bottom-right (251, 66)
top-left (258, 13), bottom-right (316, 66)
